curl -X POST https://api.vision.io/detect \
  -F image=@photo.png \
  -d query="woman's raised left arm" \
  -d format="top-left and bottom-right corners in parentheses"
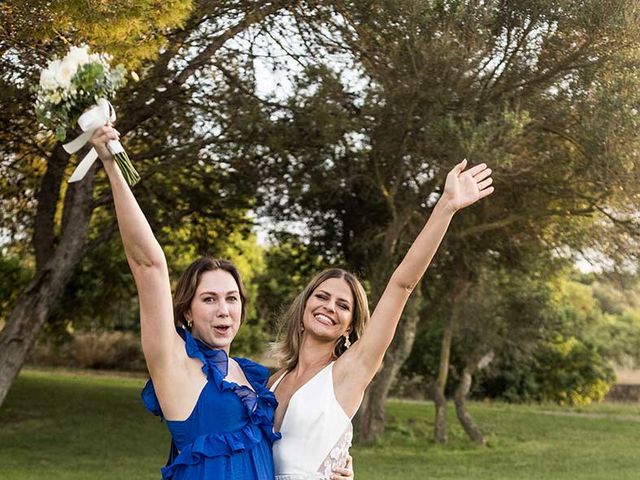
top-left (343, 159), bottom-right (494, 387)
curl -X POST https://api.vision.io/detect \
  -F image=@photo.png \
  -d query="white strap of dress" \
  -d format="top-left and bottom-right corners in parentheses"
top-left (270, 370), bottom-right (288, 392)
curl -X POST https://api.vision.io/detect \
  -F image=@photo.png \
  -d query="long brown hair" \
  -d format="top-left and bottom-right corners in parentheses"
top-left (273, 268), bottom-right (369, 370)
top-left (173, 257), bottom-right (247, 329)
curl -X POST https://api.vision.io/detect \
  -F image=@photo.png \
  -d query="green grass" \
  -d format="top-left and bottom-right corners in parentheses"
top-left (1, 369), bottom-right (639, 479)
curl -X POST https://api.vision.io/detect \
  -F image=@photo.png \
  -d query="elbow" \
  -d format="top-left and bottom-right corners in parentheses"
top-left (400, 281), bottom-right (417, 294)
top-left (391, 271), bottom-right (417, 293)
top-left (129, 252), bottom-right (168, 274)
top-left (128, 244), bottom-right (167, 269)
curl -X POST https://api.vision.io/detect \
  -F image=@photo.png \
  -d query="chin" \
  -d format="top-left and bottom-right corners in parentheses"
top-left (307, 326), bottom-right (339, 342)
top-left (210, 335), bottom-right (234, 349)
top-left (194, 332), bottom-right (234, 350)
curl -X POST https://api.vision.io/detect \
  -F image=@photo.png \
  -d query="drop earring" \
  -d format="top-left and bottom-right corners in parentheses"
top-left (343, 334), bottom-right (351, 349)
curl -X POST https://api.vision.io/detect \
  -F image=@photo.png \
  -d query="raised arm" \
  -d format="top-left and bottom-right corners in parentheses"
top-left (90, 125), bottom-right (180, 371)
top-left (344, 160), bottom-right (494, 386)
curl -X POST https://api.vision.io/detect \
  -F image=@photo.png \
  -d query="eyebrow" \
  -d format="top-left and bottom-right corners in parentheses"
top-left (199, 290), bottom-right (240, 296)
top-left (317, 289), bottom-right (352, 305)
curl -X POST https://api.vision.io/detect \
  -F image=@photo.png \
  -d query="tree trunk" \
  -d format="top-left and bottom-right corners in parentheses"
top-left (433, 277), bottom-right (472, 444)
top-left (0, 0), bottom-right (296, 409)
top-left (0, 166), bottom-right (96, 407)
top-left (354, 286), bottom-right (423, 444)
top-left (433, 313), bottom-right (454, 444)
top-left (453, 351), bottom-right (494, 445)
top-left (33, 143), bottom-right (70, 267)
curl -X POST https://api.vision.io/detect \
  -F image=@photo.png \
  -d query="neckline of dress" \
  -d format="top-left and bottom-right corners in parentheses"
top-left (179, 328), bottom-right (258, 394)
top-left (273, 361), bottom-right (335, 433)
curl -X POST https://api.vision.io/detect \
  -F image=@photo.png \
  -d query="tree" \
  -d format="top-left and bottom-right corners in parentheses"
top-left (251, 0), bottom-right (640, 443)
top-left (0, 0), bottom-right (297, 407)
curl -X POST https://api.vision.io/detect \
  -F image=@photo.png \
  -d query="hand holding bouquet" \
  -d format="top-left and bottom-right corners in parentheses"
top-left (35, 45), bottom-right (140, 185)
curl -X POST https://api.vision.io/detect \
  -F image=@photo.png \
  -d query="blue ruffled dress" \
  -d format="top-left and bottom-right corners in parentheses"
top-left (141, 329), bottom-right (280, 480)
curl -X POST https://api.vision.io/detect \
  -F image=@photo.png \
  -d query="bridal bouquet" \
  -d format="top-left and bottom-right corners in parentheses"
top-left (35, 45), bottom-right (140, 185)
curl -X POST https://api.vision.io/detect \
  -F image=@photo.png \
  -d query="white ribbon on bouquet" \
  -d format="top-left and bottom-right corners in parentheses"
top-left (63, 98), bottom-right (125, 183)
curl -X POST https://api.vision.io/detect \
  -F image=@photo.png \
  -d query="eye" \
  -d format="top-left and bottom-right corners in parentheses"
top-left (227, 295), bottom-right (239, 303)
top-left (203, 296), bottom-right (215, 303)
top-left (315, 293), bottom-right (328, 300)
top-left (338, 303), bottom-right (350, 311)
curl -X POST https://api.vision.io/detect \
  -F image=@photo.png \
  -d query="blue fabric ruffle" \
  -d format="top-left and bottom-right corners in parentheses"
top-left (141, 328), bottom-right (280, 479)
top-left (160, 422), bottom-right (266, 478)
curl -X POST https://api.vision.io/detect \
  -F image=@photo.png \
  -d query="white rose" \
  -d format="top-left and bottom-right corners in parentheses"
top-left (89, 53), bottom-right (104, 64)
top-left (39, 66), bottom-right (58, 91)
top-left (55, 58), bottom-right (78, 90)
top-left (65, 46), bottom-right (90, 68)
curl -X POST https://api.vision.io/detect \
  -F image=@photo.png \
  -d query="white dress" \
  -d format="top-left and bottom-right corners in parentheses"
top-left (270, 362), bottom-right (354, 480)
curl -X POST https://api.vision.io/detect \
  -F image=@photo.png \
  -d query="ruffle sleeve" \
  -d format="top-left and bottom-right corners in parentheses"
top-left (141, 378), bottom-right (163, 417)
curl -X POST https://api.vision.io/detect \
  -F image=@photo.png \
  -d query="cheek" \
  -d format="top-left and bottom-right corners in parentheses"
top-left (232, 303), bottom-right (243, 321)
top-left (304, 299), bottom-right (317, 314)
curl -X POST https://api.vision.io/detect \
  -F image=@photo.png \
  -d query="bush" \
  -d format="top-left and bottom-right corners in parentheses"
top-left (28, 331), bottom-right (147, 372)
top-left (474, 336), bottom-right (615, 405)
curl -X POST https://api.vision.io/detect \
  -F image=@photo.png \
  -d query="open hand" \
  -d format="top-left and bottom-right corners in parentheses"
top-left (441, 159), bottom-right (494, 212)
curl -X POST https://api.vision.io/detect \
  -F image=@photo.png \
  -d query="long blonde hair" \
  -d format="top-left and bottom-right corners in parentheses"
top-left (273, 268), bottom-right (370, 370)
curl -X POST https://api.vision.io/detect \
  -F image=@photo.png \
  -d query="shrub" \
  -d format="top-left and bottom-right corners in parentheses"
top-left (28, 331), bottom-right (146, 372)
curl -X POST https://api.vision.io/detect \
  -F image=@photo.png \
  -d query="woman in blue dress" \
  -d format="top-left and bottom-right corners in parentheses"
top-left (89, 126), bottom-right (353, 480)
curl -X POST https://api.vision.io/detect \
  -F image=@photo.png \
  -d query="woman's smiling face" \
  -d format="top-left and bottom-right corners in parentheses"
top-left (302, 277), bottom-right (354, 341)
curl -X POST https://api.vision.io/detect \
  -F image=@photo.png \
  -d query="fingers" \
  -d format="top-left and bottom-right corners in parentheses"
top-left (466, 162), bottom-right (488, 177)
top-left (330, 469), bottom-right (353, 480)
top-left (91, 125), bottom-right (120, 145)
top-left (478, 177), bottom-right (493, 190)
top-left (332, 456), bottom-right (354, 479)
top-left (333, 467), bottom-right (351, 475)
top-left (473, 166), bottom-right (492, 182)
top-left (454, 158), bottom-right (468, 174)
top-left (478, 185), bottom-right (495, 199)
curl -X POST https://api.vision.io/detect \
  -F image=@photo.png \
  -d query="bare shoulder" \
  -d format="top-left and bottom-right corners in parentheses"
top-left (268, 367), bottom-right (287, 389)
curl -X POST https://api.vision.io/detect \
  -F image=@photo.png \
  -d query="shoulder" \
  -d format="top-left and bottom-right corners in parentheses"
top-left (234, 356), bottom-right (270, 386)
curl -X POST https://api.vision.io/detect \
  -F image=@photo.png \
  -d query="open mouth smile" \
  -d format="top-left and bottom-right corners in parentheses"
top-left (314, 313), bottom-right (336, 326)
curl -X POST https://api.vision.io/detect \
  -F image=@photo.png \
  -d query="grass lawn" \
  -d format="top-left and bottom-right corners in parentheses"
top-left (1, 368), bottom-right (639, 479)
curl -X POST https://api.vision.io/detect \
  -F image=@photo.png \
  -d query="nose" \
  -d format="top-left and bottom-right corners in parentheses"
top-left (217, 300), bottom-right (230, 317)
top-left (323, 298), bottom-right (336, 313)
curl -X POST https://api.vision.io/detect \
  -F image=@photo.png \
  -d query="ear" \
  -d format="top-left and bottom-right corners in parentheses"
top-left (185, 310), bottom-right (192, 322)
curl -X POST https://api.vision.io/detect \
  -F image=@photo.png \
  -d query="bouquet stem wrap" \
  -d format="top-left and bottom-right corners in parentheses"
top-left (63, 98), bottom-right (140, 185)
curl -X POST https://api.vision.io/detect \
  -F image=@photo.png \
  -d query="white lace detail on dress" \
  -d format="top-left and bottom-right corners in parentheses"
top-left (316, 426), bottom-right (353, 480)
top-left (275, 475), bottom-right (322, 480)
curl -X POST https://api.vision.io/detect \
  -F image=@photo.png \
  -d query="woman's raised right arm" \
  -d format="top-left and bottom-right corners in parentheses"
top-left (90, 125), bottom-right (180, 371)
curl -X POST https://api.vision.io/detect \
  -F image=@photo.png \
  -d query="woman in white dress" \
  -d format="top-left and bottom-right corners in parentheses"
top-left (269, 159), bottom-right (494, 479)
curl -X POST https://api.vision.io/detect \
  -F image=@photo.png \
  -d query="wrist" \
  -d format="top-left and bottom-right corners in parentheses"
top-left (434, 194), bottom-right (457, 217)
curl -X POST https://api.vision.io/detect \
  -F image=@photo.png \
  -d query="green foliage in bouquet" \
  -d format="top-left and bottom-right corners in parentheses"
top-left (35, 47), bottom-right (127, 142)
